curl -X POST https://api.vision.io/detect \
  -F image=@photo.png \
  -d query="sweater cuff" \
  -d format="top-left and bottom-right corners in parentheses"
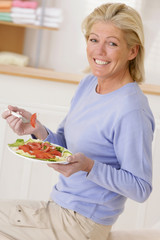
top-left (87, 160), bottom-right (100, 181)
top-left (31, 126), bottom-right (49, 141)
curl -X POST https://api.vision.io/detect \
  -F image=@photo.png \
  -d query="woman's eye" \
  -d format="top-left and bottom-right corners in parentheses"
top-left (89, 38), bottom-right (97, 43)
top-left (109, 42), bottom-right (117, 46)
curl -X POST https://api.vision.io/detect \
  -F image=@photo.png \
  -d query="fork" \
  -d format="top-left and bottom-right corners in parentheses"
top-left (10, 110), bottom-right (30, 123)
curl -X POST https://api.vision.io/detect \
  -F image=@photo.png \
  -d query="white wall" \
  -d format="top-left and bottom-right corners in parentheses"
top-left (23, 0), bottom-right (160, 85)
top-left (0, 74), bottom-right (77, 201)
top-left (24, 0), bottom-right (88, 73)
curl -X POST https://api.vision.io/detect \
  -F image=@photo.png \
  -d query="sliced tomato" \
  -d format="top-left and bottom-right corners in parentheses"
top-left (18, 145), bottom-right (30, 152)
top-left (27, 142), bottom-right (41, 150)
top-left (32, 149), bottom-right (46, 159)
top-left (41, 142), bottom-right (51, 152)
top-left (49, 149), bottom-right (62, 157)
top-left (30, 113), bottom-right (37, 128)
top-left (44, 152), bottom-right (56, 159)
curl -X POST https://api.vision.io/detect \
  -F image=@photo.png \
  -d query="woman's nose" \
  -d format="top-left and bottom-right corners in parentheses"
top-left (96, 43), bottom-right (106, 55)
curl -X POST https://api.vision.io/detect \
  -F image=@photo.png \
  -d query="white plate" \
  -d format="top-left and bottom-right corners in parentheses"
top-left (8, 141), bottom-right (71, 164)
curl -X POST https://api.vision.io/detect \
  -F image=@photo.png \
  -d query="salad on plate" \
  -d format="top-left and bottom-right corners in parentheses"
top-left (8, 138), bottom-right (72, 164)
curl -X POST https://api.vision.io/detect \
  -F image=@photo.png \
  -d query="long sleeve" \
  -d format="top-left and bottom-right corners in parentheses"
top-left (87, 109), bottom-right (154, 203)
top-left (87, 161), bottom-right (152, 203)
top-left (44, 117), bottom-right (67, 148)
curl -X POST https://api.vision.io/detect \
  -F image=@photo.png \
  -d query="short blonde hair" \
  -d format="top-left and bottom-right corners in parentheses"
top-left (82, 3), bottom-right (145, 83)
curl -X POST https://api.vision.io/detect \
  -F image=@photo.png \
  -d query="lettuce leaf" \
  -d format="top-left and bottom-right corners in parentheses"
top-left (8, 139), bottom-right (25, 147)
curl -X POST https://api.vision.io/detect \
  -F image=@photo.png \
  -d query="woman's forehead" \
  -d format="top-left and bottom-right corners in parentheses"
top-left (90, 21), bottom-right (125, 39)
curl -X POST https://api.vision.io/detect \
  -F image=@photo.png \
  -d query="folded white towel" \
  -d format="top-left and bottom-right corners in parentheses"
top-left (12, 18), bottom-right (35, 24)
top-left (35, 20), bottom-right (59, 28)
top-left (36, 7), bottom-right (62, 18)
top-left (0, 52), bottom-right (29, 66)
top-left (11, 12), bottom-right (36, 19)
top-left (11, 7), bottom-right (36, 14)
top-left (37, 15), bottom-right (63, 23)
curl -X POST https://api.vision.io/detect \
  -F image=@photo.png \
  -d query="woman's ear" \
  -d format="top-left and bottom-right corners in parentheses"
top-left (128, 45), bottom-right (139, 60)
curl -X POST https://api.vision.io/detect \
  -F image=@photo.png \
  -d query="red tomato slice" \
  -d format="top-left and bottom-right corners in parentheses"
top-left (49, 149), bottom-right (62, 157)
top-left (45, 152), bottom-right (56, 159)
top-left (41, 142), bottom-right (51, 152)
top-left (18, 145), bottom-right (30, 152)
top-left (32, 149), bottom-right (46, 159)
top-left (27, 142), bottom-right (41, 150)
top-left (30, 113), bottom-right (37, 128)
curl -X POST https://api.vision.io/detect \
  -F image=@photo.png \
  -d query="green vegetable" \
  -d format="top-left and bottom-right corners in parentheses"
top-left (56, 146), bottom-right (64, 152)
top-left (16, 149), bottom-right (36, 158)
top-left (8, 139), bottom-right (24, 147)
top-left (63, 150), bottom-right (72, 157)
top-left (25, 138), bottom-right (41, 144)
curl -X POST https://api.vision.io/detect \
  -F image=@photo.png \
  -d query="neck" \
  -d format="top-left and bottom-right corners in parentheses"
top-left (96, 69), bottom-right (134, 94)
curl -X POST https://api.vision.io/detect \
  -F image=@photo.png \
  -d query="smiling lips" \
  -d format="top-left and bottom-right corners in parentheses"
top-left (94, 58), bottom-right (110, 65)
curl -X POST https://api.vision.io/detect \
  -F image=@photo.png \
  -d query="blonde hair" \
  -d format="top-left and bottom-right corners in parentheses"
top-left (82, 3), bottom-right (145, 83)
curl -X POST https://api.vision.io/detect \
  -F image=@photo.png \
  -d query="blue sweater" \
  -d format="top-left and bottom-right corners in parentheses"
top-left (45, 74), bottom-right (155, 225)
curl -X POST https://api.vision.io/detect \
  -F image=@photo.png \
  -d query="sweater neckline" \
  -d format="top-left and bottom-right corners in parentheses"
top-left (93, 79), bottom-right (137, 97)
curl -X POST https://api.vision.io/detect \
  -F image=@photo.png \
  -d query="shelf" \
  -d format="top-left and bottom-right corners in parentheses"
top-left (0, 64), bottom-right (84, 84)
top-left (0, 64), bottom-right (160, 96)
top-left (139, 83), bottom-right (160, 96)
top-left (0, 1), bottom-right (61, 70)
top-left (0, 20), bottom-right (59, 31)
top-left (0, 24), bottom-right (25, 53)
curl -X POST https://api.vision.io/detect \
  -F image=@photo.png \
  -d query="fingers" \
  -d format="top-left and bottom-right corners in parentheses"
top-left (66, 153), bottom-right (83, 163)
top-left (66, 155), bottom-right (78, 164)
top-left (47, 162), bottom-right (76, 177)
top-left (66, 155), bottom-right (74, 163)
top-left (49, 153), bottom-right (94, 176)
top-left (11, 119), bottom-right (24, 135)
top-left (8, 105), bottom-right (19, 112)
top-left (2, 105), bottom-right (23, 119)
top-left (2, 107), bottom-right (20, 131)
top-left (8, 105), bottom-right (31, 119)
top-left (2, 105), bottom-right (32, 123)
top-left (2, 106), bottom-right (28, 135)
top-left (47, 163), bottom-right (67, 174)
top-left (47, 153), bottom-right (84, 177)
top-left (6, 115), bottom-right (25, 135)
top-left (8, 105), bottom-right (25, 112)
top-left (1, 109), bottom-right (10, 119)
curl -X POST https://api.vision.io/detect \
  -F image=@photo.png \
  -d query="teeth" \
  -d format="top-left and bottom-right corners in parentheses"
top-left (95, 59), bottom-right (109, 65)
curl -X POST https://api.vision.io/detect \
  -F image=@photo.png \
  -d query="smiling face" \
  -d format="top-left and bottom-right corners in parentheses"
top-left (86, 21), bottom-right (137, 86)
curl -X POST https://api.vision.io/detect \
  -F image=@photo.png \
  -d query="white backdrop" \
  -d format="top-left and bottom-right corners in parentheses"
top-left (24, 0), bottom-right (160, 85)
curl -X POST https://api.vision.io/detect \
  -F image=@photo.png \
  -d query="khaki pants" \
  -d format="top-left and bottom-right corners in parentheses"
top-left (0, 200), bottom-right (111, 240)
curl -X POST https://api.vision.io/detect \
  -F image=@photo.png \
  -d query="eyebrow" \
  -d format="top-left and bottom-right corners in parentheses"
top-left (89, 33), bottom-right (120, 41)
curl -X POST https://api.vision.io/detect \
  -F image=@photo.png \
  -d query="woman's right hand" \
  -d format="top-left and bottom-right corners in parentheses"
top-left (2, 105), bottom-right (48, 140)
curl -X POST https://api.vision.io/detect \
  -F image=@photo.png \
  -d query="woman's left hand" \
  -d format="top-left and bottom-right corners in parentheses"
top-left (47, 153), bottom-right (94, 177)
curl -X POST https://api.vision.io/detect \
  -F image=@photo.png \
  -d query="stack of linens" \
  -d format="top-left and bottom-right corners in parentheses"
top-left (0, 51), bottom-right (29, 67)
top-left (11, 0), bottom-right (38, 24)
top-left (0, 1), bottom-right (63, 28)
top-left (35, 7), bottom-right (63, 28)
top-left (0, 1), bottom-right (12, 22)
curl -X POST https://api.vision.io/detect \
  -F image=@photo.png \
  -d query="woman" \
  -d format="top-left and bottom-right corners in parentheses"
top-left (1, 3), bottom-right (155, 240)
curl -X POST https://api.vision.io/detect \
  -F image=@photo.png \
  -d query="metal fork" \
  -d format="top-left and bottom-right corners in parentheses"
top-left (10, 111), bottom-right (30, 123)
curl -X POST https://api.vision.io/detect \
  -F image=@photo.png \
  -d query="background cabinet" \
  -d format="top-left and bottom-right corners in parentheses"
top-left (0, 21), bottom-right (58, 53)
top-left (0, 22), bottom-right (25, 53)
top-left (0, 0), bottom-right (60, 70)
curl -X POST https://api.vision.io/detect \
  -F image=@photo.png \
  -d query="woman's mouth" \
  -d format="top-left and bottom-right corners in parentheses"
top-left (94, 58), bottom-right (110, 65)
